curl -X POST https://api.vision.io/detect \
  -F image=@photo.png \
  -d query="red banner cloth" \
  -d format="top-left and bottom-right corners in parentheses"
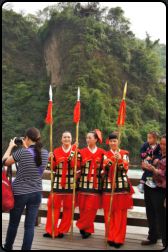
top-left (73, 101), bottom-right (81, 123)
top-left (117, 100), bottom-right (125, 126)
top-left (45, 101), bottom-right (53, 124)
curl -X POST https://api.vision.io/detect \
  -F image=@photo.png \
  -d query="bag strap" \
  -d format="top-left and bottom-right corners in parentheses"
top-left (27, 148), bottom-right (43, 178)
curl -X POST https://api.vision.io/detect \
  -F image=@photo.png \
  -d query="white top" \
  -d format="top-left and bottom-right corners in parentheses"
top-left (110, 149), bottom-right (120, 154)
top-left (88, 146), bottom-right (97, 154)
top-left (62, 145), bottom-right (71, 153)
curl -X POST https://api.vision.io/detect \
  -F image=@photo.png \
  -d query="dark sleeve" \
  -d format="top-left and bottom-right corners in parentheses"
top-left (140, 142), bottom-right (148, 160)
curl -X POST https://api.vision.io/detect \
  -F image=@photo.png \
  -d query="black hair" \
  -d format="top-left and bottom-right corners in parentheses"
top-left (108, 132), bottom-right (119, 140)
top-left (160, 134), bottom-right (166, 140)
top-left (88, 131), bottom-right (99, 143)
top-left (25, 127), bottom-right (42, 167)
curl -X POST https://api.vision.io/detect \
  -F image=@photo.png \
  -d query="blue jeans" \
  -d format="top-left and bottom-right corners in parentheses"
top-left (4, 191), bottom-right (41, 250)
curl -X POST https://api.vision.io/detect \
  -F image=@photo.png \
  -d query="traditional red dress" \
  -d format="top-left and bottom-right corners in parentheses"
top-left (102, 149), bottom-right (135, 244)
top-left (45, 145), bottom-right (79, 236)
top-left (76, 147), bottom-right (106, 233)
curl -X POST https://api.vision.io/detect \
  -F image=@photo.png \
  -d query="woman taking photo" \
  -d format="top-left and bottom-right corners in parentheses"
top-left (76, 129), bottom-right (106, 239)
top-left (141, 134), bottom-right (166, 249)
top-left (3, 127), bottom-right (49, 250)
top-left (44, 131), bottom-right (79, 238)
top-left (102, 132), bottom-right (135, 248)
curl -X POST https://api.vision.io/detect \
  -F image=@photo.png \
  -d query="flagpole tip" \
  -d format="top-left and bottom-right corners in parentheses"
top-left (123, 82), bottom-right (127, 100)
top-left (77, 87), bottom-right (80, 101)
top-left (49, 85), bottom-right (53, 101)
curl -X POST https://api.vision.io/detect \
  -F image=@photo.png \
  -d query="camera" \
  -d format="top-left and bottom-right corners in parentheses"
top-left (14, 137), bottom-right (24, 145)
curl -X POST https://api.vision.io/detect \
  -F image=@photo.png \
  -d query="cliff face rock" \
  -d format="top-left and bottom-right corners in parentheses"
top-left (44, 31), bottom-right (64, 91)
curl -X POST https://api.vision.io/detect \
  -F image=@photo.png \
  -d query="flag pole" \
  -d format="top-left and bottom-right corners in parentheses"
top-left (49, 85), bottom-right (55, 239)
top-left (70, 87), bottom-right (80, 242)
top-left (105, 82), bottom-right (127, 249)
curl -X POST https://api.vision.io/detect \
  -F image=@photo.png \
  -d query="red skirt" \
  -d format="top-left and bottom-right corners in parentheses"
top-left (76, 192), bottom-right (102, 210)
top-left (47, 193), bottom-right (77, 209)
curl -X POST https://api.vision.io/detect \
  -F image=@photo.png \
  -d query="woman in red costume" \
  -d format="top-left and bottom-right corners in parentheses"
top-left (43, 131), bottom-right (79, 238)
top-left (102, 132), bottom-right (135, 248)
top-left (76, 129), bottom-right (106, 239)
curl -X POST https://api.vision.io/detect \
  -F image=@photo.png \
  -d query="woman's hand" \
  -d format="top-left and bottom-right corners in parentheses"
top-left (49, 152), bottom-right (54, 158)
top-left (153, 159), bottom-right (159, 165)
top-left (75, 142), bottom-right (79, 148)
top-left (142, 161), bottom-right (147, 170)
top-left (145, 156), bottom-right (152, 161)
top-left (21, 138), bottom-right (28, 149)
top-left (164, 198), bottom-right (166, 208)
top-left (9, 137), bottom-right (17, 149)
top-left (145, 163), bottom-right (157, 174)
top-left (2, 138), bottom-right (17, 164)
top-left (114, 152), bottom-right (121, 160)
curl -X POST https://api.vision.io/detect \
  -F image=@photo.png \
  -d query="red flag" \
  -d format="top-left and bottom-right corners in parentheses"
top-left (73, 101), bottom-right (81, 123)
top-left (117, 100), bottom-right (125, 126)
top-left (45, 101), bottom-right (53, 124)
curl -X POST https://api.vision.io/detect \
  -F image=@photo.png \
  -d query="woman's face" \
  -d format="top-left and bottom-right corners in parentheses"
top-left (61, 132), bottom-right (72, 146)
top-left (109, 138), bottom-right (118, 151)
top-left (160, 137), bottom-right (166, 154)
top-left (86, 133), bottom-right (97, 147)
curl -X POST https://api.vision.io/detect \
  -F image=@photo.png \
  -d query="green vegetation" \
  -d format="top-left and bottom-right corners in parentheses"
top-left (2, 3), bottom-right (166, 164)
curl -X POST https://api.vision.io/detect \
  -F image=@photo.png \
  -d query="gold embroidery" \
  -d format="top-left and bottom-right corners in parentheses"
top-left (85, 162), bottom-right (89, 168)
top-left (53, 183), bottom-right (56, 188)
top-left (70, 178), bottom-right (73, 184)
top-left (124, 181), bottom-right (128, 187)
top-left (70, 169), bottom-right (73, 175)
top-left (97, 163), bottom-right (100, 168)
top-left (65, 183), bottom-right (68, 189)
top-left (54, 177), bottom-right (57, 182)
top-left (123, 176), bottom-right (127, 181)
top-left (85, 168), bottom-right (89, 174)
top-left (84, 176), bottom-right (87, 182)
top-left (89, 183), bottom-right (93, 189)
top-left (118, 177), bottom-right (122, 182)
top-left (56, 168), bottom-right (58, 174)
top-left (59, 177), bottom-right (61, 183)
top-left (103, 178), bottom-right (106, 188)
top-left (84, 182), bottom-right (87, 188)
top-left (119, 182), bottom-right (123, 188)
top-left (79, 181), bottom-right (82, 188)
top-left (108, 178), bottom-right (111, 183)
top-left (70, 184), bottom-right (74, 189)
top-left (107, 182), bottom-right (111, 188)
top-left (58, 184), bottom-right (62, 189)
top-left (118, 171), bottom-right (121, 177)
top-left (122, 171), bottom-right (126, 175)
top-left (59, 168), bottom-right (62, 175)
top-left (59, 162), bottom-right (63, 168)
top-left (81, 167), bottom-right (85, 174)
top-left (66, 178), bottom-right (68, 184)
